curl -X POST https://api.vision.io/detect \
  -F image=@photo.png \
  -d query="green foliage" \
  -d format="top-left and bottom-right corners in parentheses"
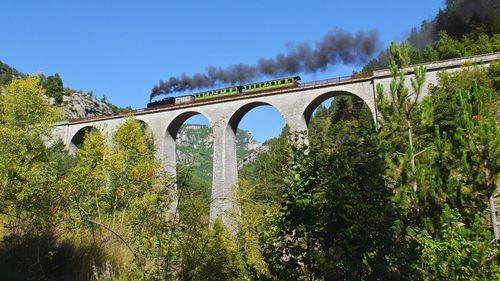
top-left (59, 117), bottom-right (249, 280)
top-left (422, 66), bottom-right (499, 225)
top-left (0, 60), bottom-right (24, 86)
top-left (376, 43), bottom-right (499, 279)
top-left (412, 206), bottom-right (499, 280)
top-left (46, 140), bottom-right (75, 177)
top-left (43, 73), bottom-right (66, 104)
top-left (252, 95), bottom-right (403, 280)
top-left (175, 219), bottom-right (246, 281)
top-left (176, 164), bottom-right (211, 221)
top-left (108, 117), bottom-right (160, 215)
top-left (239, 126), bottom-right (290, 204)
top-left (435, 31), bottom-right (500, 60)
top-left (488, 59), bottom-right (500, 90)
top-left (376, 43), bottom-right (428, 217)
top-left (63, 128), bottom-right (108, 230)
top-left (237, 126), bottom-right (291, 280)
top-left (61, 118), bottom-right (177, 279)
top-left (0, 76), bottom-right (62, 237)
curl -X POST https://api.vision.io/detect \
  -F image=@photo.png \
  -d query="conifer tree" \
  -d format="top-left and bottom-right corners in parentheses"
top-left (376, 43), bottom-right (427, 216)
top-left (44, 73), bottom-right (65, 104)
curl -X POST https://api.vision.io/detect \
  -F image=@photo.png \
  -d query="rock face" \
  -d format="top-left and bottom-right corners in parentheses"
top-left (60, 93), bottom-right (113, 120)
top-left (238, 145), bottom-right (269, 169)
top-left (175, 124), bottom-right (264, 181)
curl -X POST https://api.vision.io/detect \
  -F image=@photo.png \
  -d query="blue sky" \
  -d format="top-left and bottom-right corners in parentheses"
top-left (1, 1), bottom-right (444, 142)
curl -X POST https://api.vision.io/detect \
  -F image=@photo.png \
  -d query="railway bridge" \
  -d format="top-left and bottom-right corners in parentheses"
top-left (53, 53), bottom-right (499, 229)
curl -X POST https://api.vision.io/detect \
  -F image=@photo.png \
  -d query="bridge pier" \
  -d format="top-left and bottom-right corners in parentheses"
top-left (154, 127), bottom-right (178, 214)
top-left (210, 118), bottom-right (240, 233)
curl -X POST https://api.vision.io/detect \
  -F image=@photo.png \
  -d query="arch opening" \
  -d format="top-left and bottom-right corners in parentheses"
top-left (303, 90), bottom-right (367, 126)
top-left (69, 126), bottom-right (100, 154)
top-left (228, 102), bottom-right (287, 215)
top-left (165, 111), bottom-right (213, 223)
top-left (135, 119), bottom-right (153, 135)
top-left (303, 91), bottom-right (375, 133)
top-left (228, 102), bottom-right (287, 168)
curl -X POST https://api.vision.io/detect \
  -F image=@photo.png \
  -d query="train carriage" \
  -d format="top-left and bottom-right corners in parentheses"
top-left (194, 86), bottom-right (243, 101)
top-left (244, 76), bottom-right (300, 94)
top-left (175, 95), bottom-right (195, 104)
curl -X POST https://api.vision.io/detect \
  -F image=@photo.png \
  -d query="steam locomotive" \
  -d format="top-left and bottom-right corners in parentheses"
top-left (147, 76), bottom-right (301, 108)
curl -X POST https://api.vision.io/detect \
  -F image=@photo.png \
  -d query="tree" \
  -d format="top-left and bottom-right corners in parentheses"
top-left (0, 76), bottom-right (61, 237)
top-left (44, 73), bottom-right (65, 104)
top-left (63, 128), bottom-right (108, 230)
top-left (376, 43), bottom-right (427, 217)
top-left (412, 205), bottom-right (500, 280)
top-left (425, 66), bottom-right (499, 236)
top-left (259, 95), bottom-right (402, 280)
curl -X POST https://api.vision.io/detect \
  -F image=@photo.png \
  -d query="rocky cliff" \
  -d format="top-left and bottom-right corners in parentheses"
top-left (176, 124), bottom-right (265, 181)
top-left (56, 93), bottom-right (114, 120)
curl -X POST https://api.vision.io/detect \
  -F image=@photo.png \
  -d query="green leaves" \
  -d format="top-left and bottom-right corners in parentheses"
top-left (0, 76), bottom-right (62, 236)
top-left (412, 206), bottom-right (499, 280)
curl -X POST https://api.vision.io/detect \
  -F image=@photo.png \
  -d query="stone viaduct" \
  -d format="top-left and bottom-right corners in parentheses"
top-left (52, 53), bottom-right (499, 228)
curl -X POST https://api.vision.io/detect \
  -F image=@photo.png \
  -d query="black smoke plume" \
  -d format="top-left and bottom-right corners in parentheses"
top-left (151, 29), bottom-right (381, 100)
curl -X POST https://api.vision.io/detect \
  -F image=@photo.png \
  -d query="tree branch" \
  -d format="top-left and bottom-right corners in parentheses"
top-left (84, 218), bottom-right (140, 262)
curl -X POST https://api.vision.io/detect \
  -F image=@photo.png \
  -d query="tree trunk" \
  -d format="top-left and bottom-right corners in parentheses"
top-left (489, 194), bottom-right (499, 242)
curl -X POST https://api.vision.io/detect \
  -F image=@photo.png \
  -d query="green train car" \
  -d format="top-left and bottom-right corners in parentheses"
top-left (194, 86), bottom-right (243, 101)
top-left (244, 76), bottom-right (300, 94)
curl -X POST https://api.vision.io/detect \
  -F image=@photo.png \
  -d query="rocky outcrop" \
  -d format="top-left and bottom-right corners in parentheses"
top-left (58, 93), bottom-right (113, 120)
top-left (238, 145), bottom-right (269, 169)
top-left (176, 124), bottom-right (214, 148)
top-left (236, 130), bottom-right (261, 152)
top-left (175, 124), bottom-right (264, 169)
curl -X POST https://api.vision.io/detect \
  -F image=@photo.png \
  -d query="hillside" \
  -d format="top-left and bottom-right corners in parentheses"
top-left (0, 60), bottom-right (24, 85)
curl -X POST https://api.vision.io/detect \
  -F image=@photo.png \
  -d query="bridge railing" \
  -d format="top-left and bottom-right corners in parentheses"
top-left (299, 73), bottom-right (370, 88)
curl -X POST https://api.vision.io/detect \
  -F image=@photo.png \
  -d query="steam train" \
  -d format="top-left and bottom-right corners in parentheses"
top-left (147, 76), bottom-right (301, 108)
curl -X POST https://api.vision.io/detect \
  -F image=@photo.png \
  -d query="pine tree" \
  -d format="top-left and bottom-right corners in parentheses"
top-left (376, 43), bottom-right (427, 216)
top-left (44, 73), bottom-right (65, 104)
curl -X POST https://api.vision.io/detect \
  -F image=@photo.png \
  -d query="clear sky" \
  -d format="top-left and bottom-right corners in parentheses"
top-left (1, 1), bottom-right (445, 142)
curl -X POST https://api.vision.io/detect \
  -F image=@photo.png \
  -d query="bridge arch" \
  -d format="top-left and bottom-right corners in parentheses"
top-left (160, 110), bottom-right (214, 213)
top-left (227, 101), bottom-right (286, 133)
top-left (209, 101), bottom-right (288, 227)
top-left (165, 111), bottom-right (212, 141)
top-left (302, 90), bottom-right (375, 126)
top-left (68, 125), bottom-right (101, 154)
top-left (134, 118), bottom-right (153, 135)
